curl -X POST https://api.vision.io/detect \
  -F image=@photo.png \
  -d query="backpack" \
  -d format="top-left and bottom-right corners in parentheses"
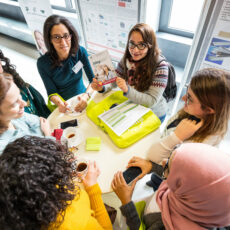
top-left (158, 55), bottom-right (177, 102)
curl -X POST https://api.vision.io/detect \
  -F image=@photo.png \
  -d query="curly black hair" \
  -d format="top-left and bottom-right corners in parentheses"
top-left (0, 136), bottom-right (79, 230)
top-left (0, 49), bottom-right (27, 88)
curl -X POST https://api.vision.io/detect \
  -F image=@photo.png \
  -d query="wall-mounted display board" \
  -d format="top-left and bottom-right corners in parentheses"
top-left (18, 0), bottom-right (52, 55)
top-left (76, 0), bottom-right (141, 60)
top-left (194, 0), bottom-right (230, 72)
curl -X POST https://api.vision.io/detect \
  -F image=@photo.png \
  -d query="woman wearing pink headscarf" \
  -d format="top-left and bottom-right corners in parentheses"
top-left (112, 143), bottom-right (230, 230)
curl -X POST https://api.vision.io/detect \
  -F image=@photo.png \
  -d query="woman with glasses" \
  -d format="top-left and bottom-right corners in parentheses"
top-left (124, 68), bottom-right (230, 181)
top-left (37, 15), bottom-right (94, 113)
top-left (112, 143), bottom-right (230, 230)
top-left (92, 23), bottom-right (169, 122)
top-left (0, 49), bottom-right (50, 118)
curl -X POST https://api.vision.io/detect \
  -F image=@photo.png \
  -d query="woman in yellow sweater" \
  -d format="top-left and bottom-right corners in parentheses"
top-left (0, 136), bottom-right (112, 230)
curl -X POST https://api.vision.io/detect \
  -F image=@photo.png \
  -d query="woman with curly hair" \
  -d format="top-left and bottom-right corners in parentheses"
top-left (0, 73), bottom-right (52, 153)
top-left (92, 23), bottom-right (169, 122)
top-left (0, 49), bottom-right (50, 118)
top-left (0, 136), bottom-right (112, 230)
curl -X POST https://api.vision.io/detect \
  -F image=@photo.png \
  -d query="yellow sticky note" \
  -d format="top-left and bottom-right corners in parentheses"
top-left (86, 137), bottom-right (101, 151)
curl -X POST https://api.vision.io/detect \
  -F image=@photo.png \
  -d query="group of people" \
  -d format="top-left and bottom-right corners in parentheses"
top-left (0, 13), bottom-right (230, 230)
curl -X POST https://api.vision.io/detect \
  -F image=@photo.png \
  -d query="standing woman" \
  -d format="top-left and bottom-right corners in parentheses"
top-left (37, 15), bottom-right (94, 113)
top-left (92, 23), bottom-right (169, 121)
top-left (0, 49), bottom-right (50, 118)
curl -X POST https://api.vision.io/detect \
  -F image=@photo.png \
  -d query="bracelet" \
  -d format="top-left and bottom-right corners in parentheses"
top-left (86, 92), bottom-right (91, 99)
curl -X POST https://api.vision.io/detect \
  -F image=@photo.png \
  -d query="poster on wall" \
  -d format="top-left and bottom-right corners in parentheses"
top-left (77, 0), bottom-right (139, 60)
top-left (18, 0), bottom-right (52, 55)
top-left (200, 0), bottom-right (230, 71)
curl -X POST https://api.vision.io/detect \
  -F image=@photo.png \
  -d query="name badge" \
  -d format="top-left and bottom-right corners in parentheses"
top-left (72, 61), bottom-right (83, 74)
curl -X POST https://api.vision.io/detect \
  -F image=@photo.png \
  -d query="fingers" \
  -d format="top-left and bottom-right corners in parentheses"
top-left (137, 172), bottom-right (145, 180)
top-left (131, 177), bottom-right (139, 189)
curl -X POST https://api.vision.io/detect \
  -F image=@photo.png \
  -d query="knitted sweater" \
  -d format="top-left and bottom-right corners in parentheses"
top-left (49, 183), bottom-right (112, 230)
top-left (37, 46), bottom-right (94, 100)
top-left (103, 59), bottom-right (168, 117)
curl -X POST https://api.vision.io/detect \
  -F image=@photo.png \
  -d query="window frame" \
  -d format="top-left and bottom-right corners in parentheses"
top-left (159, 0), bottom-right (194, 38)
top-left (51, 0), bottom-right (76, 13)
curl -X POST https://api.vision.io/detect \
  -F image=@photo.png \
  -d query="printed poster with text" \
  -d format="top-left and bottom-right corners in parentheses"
top-left (78, 0), bottom-right (139, 60)
top-left (201, 0), bottom-right (230, 71)
top-left (18, 0), bottom-right (52, 55)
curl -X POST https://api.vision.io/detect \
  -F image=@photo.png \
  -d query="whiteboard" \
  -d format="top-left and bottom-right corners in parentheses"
top-left (75, 0), bottom-right (141, 61)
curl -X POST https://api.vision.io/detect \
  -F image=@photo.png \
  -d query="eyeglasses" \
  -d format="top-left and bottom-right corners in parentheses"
top-left (128, 41), bottom-right (147, 50)
top-left (51, 33), bottom-right (72, 43)
top-left (185, 84), bottom-right (200, 106)
top-left (162, 157), bottom-right (170, 179)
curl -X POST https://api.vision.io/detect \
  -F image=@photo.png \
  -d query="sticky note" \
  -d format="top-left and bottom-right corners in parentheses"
top-left (86, 137), bottom-right (101, 151)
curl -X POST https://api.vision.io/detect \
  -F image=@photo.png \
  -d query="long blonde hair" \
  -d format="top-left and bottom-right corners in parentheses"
top-left (178, 68), bottom-right (230, 142)
top-left (0, 73), bottom-right (13, 133)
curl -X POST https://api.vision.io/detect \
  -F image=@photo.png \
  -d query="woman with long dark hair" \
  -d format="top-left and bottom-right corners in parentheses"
top-left (92, 23), bottom-right (169, 122)
top-left (37, 14), bottom-right (94, 113)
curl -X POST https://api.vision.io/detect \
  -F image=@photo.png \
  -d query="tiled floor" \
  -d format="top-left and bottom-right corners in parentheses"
top-left (1, 34), bottom-right (229, 229)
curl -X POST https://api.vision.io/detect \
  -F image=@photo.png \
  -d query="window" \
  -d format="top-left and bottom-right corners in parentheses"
top-left (50, 0), bottom-right (76, 13)
top-left (159, 0), bottom-right (205, 38)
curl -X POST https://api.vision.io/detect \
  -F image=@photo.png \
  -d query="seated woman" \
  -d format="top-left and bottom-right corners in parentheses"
top-left (0, 73), bottom-right (52, 153)
top-left (37, 14), bottom-right (94, 113)
top-left (0, 49), bottom-right (50, 118)
top-left (92, 23), bottom-right (169, 122)
top-left (126, 68), bottom-right (230, 180)
top-left (0, 136), bottom-right (113, 230)
top-left (112, 143), bottom-right (230, 230)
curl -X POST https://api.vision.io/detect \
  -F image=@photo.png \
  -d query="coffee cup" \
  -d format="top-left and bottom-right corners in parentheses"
top-left (72, 159), bottom-right (88, 181)
top-left (62, 127), bottom-right (82, 148)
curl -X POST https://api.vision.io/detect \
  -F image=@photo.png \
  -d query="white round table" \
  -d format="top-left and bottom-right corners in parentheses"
top-left (48, 91), bottom-right (161, 193)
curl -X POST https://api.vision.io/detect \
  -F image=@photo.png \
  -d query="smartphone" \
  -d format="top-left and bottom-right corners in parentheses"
top-left (123, 167), bottom-right (142, 184)
top-left (60, 119), bottom-right (78, 129)
top-left (188, 115), bottom-right (201, 124)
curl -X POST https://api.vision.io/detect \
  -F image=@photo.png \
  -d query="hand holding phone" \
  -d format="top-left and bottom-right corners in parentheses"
top-left (188, 115), bottom-right (201, 124)
top-left (60, 119), bottom-right (78, 129)
top-left (174, 117), bottom-right (203, 141)
top-left (111, 171), bottom-right (139, 205)
top-left (123, 167), bottom-right (142, 184)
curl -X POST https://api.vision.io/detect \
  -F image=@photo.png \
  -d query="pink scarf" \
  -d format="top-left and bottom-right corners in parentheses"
top-left (156, 143), bottom-right (230, 230)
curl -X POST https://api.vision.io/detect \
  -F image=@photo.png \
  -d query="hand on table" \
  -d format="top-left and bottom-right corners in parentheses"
top-left (174, 118), bottom-right (204, 141)
top-left (58, 101), bottom-right (69, 113)
top-left (81, 161), bottom-right (100, 188)
top-left (127, 156), bottom-right (152, 179)
top-left (91, 78), bottom-right (103, 91)
top-left (111, 171), bottom-right (138, 205)
top-left (40, 117), bottom-right (52, 136)
top-left (74, 94), bottom-right (88, 112)
top-left (116, 77), bottom-right (128, 93)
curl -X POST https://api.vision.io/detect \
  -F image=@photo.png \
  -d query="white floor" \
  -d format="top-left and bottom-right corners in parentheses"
top-left (1, 34), bottom-right (229, 229)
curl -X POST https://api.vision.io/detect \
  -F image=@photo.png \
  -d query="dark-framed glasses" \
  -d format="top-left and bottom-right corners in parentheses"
top-left (51, 33), bottom-right (72, 43)
top-left (128, 41), bottom-right (147, 50)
